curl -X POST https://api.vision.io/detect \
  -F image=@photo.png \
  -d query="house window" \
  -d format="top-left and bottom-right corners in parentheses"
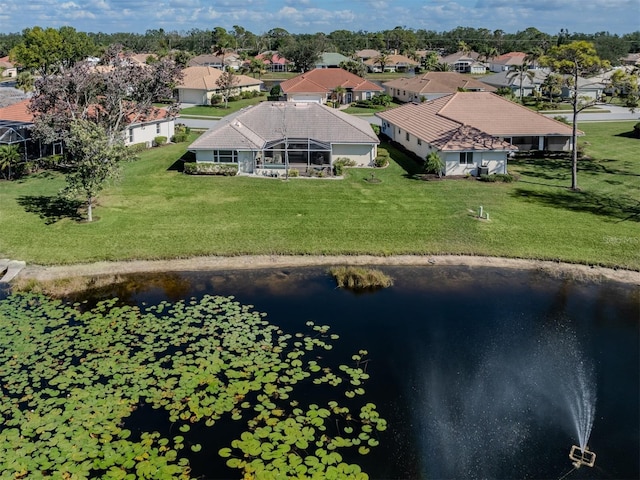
top-left (398, 128), bottom-right (401, 134)
top-left (213, 150), bottom-right (238, 163)
top-left (156, 123), bottom-right (161, 134)
top-left (128, 128), bottom-right (134, 143)
top-left (460, 152), bottom-right (474, 165)
top-left (406, 132), bottom-right (410, 141)
top-left (417, 138), bottom-right (422, 146)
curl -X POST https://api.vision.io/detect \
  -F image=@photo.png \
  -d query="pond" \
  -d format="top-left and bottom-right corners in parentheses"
top-left (1, 265), bottom-right (638, 479)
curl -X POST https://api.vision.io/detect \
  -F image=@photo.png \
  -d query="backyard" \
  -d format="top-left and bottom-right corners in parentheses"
top-left (0, 121), bottom-right (638, 270)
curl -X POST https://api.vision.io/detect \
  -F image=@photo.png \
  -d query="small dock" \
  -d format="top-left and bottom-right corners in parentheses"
top-left (0, 259), bottom-right (26, 283)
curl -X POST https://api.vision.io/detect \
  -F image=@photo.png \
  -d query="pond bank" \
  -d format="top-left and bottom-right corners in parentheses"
top-left (16, 255), bottom-right (640, 286)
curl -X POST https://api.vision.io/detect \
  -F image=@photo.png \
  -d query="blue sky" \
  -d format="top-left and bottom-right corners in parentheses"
top-left (1, 0), bottom-right (638, 36)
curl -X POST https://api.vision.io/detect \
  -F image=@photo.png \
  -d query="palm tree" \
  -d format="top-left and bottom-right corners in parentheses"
top-left (507, 65), bottom-right (536, 100)
top-left (434, 62), bottom-right (452, 72)
top-left (0, 144), bottom-right (22, 180)
top-left (374, 53), bottom-right (389, 73)
top-left (332, 86), bottom-right (346, 107)
top-left (525, 47), bottom-right (544, 69)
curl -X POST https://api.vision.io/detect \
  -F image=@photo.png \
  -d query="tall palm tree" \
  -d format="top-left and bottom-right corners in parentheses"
top-left (507, 65), bottom-right (536, 100)
top-left (0, 144), bottom-right (22, 180)
top-left (434, 62), bottom-right (452, 72)
top-left (374, 53), bottom-right (389, 72)
top-left (525, 47), bottom-right (544, 69)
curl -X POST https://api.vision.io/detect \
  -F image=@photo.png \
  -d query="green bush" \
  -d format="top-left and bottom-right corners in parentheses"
top-left (333, 157), bottom-right (357, 176)
top-left (288, 169), bottom-right (299, 177)
top-left (128, 142), bottom-right (149, 153)
top-left (371, 124), bottom-right (381, 135)
top-left (374, 156), bottom-right (388, 168)
top-left (154, 136), bottom-right (167, 146)
top-left (183, 162), bottom-right (238, 176)
top-left (172, 133), bottom-right (189, 143)
top-left (377, 147), bottom-right (389, 158)
top-left (634, 122), bottom-right (640, 139)
top-left (479, 173), bottom-right (515, 183)
top-left (210, 94), bottom-right (222, 106)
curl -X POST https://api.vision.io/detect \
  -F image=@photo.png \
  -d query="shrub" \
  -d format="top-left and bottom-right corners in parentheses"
top-left (425, 151), bottom-right (444, 177)
top-left (371, 124), bottom-right (381, 136)
top-left (172, 133), bottom-right (189, 143)
top-left (374, 155), bottom-right (388, 168)
top-left (333, 157), bottom-right (357, 176)
top-left (210, 94), bottom-right (223, 106)
top-left (329, 266), bottom-right (393, 291)
top-left (634, 122), bottom-right (640, 139)
top-left (183, 162), bottom-right (238, 176)
top-left (479, 173), bottom-right (515, 183)
top-left (154, 136), bottom-right (167, 146)
top-left (288, 169), bottom-right (299, 177)
top-left (128, 142), bottom-right (149, 153)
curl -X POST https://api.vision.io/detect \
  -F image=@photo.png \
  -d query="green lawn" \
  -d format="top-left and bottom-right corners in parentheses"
top-left (180, 95), bottom-right (267, 117)
top-left (0, 123), bottom-right (638, 269)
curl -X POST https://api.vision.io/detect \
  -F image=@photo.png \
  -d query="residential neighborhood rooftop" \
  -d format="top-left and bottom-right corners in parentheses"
top-left (279, 68), bottom-right (383, 94)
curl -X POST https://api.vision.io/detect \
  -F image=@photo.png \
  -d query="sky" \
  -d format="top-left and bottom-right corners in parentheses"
top-left (0, 0), bottom-right (638, 36)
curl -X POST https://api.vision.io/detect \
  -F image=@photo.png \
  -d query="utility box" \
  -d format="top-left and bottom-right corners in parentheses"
top-left (478, 166), bottom-right (489, 176)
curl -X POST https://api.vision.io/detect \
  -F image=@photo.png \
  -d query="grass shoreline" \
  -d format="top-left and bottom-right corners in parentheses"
top-left (1, 122), bottom-right (638, 273)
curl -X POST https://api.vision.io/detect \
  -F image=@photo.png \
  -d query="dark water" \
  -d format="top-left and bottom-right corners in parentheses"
top-left (17, 266), bottom-right (640, 479)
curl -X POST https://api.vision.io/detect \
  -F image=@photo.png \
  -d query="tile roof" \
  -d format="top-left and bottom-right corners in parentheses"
top-left (189, 101), bottom-right (379, 151)
top-left (377, 92), bottom-right (579, 151)
top-left (355, 49), bottom-right (381, 59)
top-left (280, 68), bottom-right (383, 95)
top-left (0, 56), bottom-right (14, 68)
top-left (491, 51), bottom-right (527, 66)
top-left (383, 72), bottom-right (496, 94)
top-left (178, 66), bottom-right (263, 90)
top-left (0, 99), bottom-right (33, 123)
top-left (377, 97), bottom-right (511, 152)
top-left (316, 52), bottom-right (351, 66)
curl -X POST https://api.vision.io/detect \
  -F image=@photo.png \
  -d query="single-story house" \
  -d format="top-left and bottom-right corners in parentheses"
top-left (481, 68), bottom-right (551, 97)
top-left (0, 56), bottom-right (17, 78)
top-left (489, 52), bottom-right (528, 72)
top-left (364, 54), bottom-right (418, 73)
top-left (279, 68), bottom-right (383, 105)
top-left (354, 49), bottom-right (381, 62)
top-left (315, 52), bottom-right (352, 69)
top-left (0, 99), bottom-right (175, 156)
top-left (188, 101), bottom-right (379, 176)
top-left (176, 66), bottom-right (263, 105)
top-left (383, 72), bottom-right (496, 103)
top-left (376, 92), bottom-right (579, 176)
top-left (441, 51), bottom-right (481, 73)
top-left (255, 52), bottom-right (292, 72)
top-left (188, 54), bottom-right (224, 69)
top-left (620, 53), bottom-right (640, 66)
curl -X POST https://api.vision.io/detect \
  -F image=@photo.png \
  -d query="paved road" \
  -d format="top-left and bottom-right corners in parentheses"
top-left (544, 104), bottom-right (639, 122)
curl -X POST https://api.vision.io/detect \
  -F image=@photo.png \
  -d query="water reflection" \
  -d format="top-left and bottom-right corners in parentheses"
top-left (7, 266), bottom-right (640, 479)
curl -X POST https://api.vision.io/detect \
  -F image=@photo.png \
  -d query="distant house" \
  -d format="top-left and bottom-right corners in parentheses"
top-left (128, 53), bottom-right (158, 66)
top-left (315, 53), bottom-right (351, 69)
top-left (489, 52), bottom-right (528, 72)
top-left (441, 51), bottom-right (481, 73)
top-left (279, 68), bottom-right (383, 105)
top-left (124, 108), bottom-right (175, 147)
top-left (481, 68), bottom-right (551, 97)
top-left (383, 72), bottom-right (496, 103)
top-left (176, 66), bottom-right (263, 105)
top-left (376, 92), bottom-right (579, 176)
top-left (188, 101), bottom-right (379, 176)
top-left (364, 54), bottom-right (419, 73)
top-left (188, 54), bottom-right (224, 69)
top-left (620, 52), bottom-right (640, 66)
top-left (255, 52), bottom-right (292, 72)
top-left (354, 49), bottom-right (381, 62)
top-left (0, 56), bottom-right (17, 78)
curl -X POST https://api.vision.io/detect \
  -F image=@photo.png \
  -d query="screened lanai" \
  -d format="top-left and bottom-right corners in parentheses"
top-left (0, 119), bottom-right (62, 159)
top-left (261, 138), bottom-right (331, 169)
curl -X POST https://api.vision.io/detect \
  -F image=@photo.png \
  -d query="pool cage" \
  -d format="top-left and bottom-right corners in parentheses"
top-left (0, 119), bottom-right (63, 162)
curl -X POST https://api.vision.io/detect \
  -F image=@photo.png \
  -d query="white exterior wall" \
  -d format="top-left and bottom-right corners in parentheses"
top-left (126, 119), bottom-right (175, 146)
top-left (331, 143), bottom-right (378, 167)
top-left (443, 151), bottom-right (507, 176)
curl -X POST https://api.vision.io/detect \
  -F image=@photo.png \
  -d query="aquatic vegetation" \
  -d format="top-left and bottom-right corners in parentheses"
top-left (329, 266), bottom-right (394, 291)
top-left (0, 293), bottom-right (385, 479)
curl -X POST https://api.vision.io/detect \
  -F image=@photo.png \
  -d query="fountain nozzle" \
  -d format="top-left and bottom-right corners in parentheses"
top-left (569, 445), bottom-right (596, 468)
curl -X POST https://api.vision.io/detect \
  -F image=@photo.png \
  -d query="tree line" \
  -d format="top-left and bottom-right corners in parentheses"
top-left (1, 25), bottom-right (639, 66)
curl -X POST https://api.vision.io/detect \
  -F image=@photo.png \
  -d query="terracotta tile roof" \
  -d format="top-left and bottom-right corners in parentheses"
top-left (383, 72), bottom-right (496, 94)
top-left (355, 49), bottom-right (381, 59)
top-left (189, 101), bottom-right (379, 151)
top-left (178, 66), bottom-right (263, 90)
top-left (437, 91), bottom-right (578, 137)
top-left (0, 56), bottom-right (14, 68)
top-left (280, 68), bottom-right (383, 95)
top-left (377, 97), bottom-right (510, 152)
top-left (491, 51), bottom-right (527, 66)
top-left (0, 99), bottom-right (33, 123)
top-left (377, 92), bottom-right (579, 151)
top-left (441, 51), bottom-right (480, 64)
top-left (255, 52), bottom-right (291, 65)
